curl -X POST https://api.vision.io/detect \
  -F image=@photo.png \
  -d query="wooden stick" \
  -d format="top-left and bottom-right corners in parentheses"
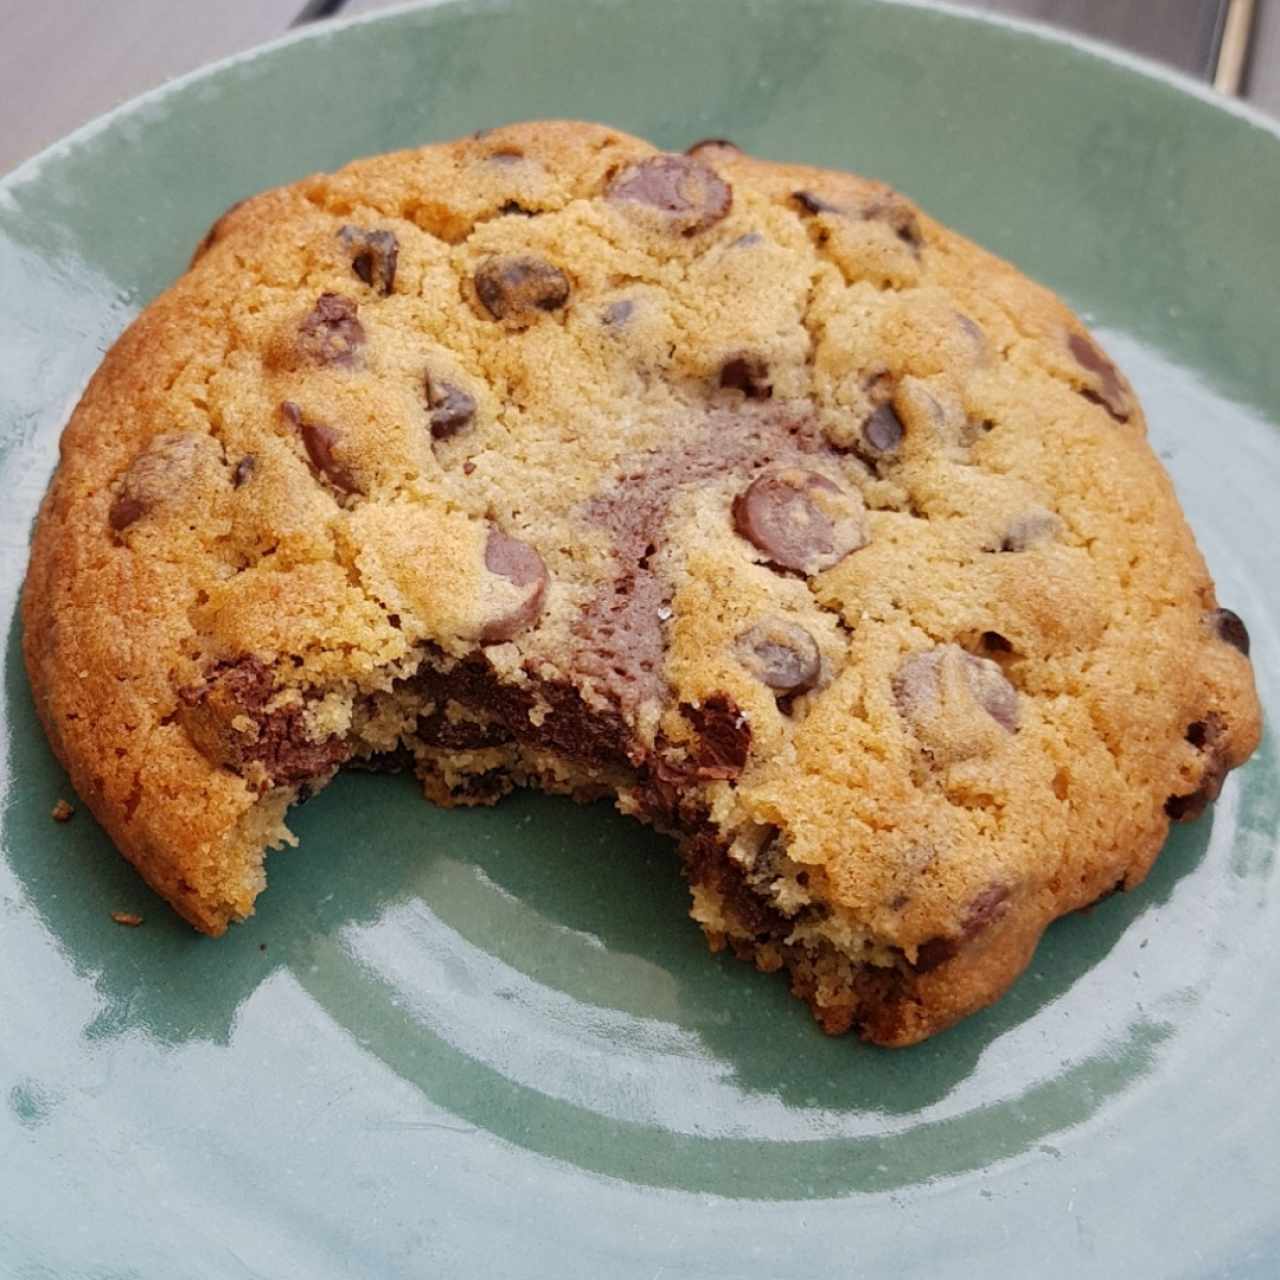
top-left (1214, 0), bottom-right (1257, 95)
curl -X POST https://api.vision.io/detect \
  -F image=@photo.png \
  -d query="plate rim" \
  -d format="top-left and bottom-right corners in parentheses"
top-left (2, 0), bottom-right (1277, 196)
top-left (1, 2), bottom-right (1277, 1273)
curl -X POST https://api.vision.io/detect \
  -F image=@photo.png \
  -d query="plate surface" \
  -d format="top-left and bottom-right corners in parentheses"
top-left (2, 2), bottom-right (1278, 1275)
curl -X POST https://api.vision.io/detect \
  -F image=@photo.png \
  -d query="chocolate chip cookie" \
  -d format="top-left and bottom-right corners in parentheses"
top-left (22, 122), bottom-right (1261, 1045)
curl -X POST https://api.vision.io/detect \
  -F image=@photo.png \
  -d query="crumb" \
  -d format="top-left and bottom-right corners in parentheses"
top-left (110, 911), bottom-right (144, 927)
top-left (51, 798), bottom-right (75, 822)
top-left (258, 942), bottom-right (267, 952)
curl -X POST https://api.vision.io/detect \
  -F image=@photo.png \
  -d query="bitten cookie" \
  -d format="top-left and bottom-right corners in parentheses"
top-left (22, 122), bottom-right (1261, 1045)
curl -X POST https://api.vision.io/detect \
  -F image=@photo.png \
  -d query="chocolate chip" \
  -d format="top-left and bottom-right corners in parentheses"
top-left (894, 646), bottom-right (1019, 734)
top-left (425, 374), bottom-right (477, 440)
top-left (1068, 332), bottom-right (1129, 422)
top-left (1165, 759), bottom-right (1228, 822)
top-left (719, 354), bottom-right (772, 400)
top-left (862, 403), bottom-right (904, 455)
top-left (967, 884), bottom-right (1011, 930)
top-left (795, 189), bottom-right (922, 249)
top-left (967, 660), bottom-right (1018, 732)
top-left (912, 936), bottom-right (957, 972)
top-left (301, 424), bottom-right (358, 494)
top-left (737, 619), bottom-right (820, 694)
top-left (108, 494), bottom-right (145, 532)
top-left (602, 299), bottom-right (634, 327)
top-left (792, 190), bottom-right (842, 216)
top-left (298, 293), bottom-right (365, 367)
top-left (338, 226), bottom-right (398, 296)
top-left (956, 313), bottom-right (987, 356)
top-left (481, 530), bottom-right (548, 642)
top-left (913, 884), bottom-right (1011, 972)
top-left (284, 401), bottom-right (360, 494)
top-left (864, 194), bottom-right (923, 249)
top-left (1165, 789), bottom-right (1206, 821)
top-left (108, 432), bottom-right (217, 531)
top-left (732, 468), bottom-right (868, 574)
top-left (679, 694), bottom-right (752, 780)
top-left (893, 653), bottom-right (933, 719)
top-left (177, 655), bottom-right (349, 788)
top-left (1209, 607), bottom-right (1250, 656)
top-left (690, 695), bottom-right (752, 778)
top-left (606, 155), bottom-right (732, 236)
top-left (970, 661), bottom-right (1019, 731)
top-left (232, 455), bottom-right (255, 488)
top-left (685, 138), bottom-right (740, 155)
top-left (1168, 714), bottom-right (1230, 821)
top-left (996, 509), bottom-right (1062, 553)
top-left (977, 659), bottom-right (1019, 729)
top-left (474, 255), bottom-right (570, 324)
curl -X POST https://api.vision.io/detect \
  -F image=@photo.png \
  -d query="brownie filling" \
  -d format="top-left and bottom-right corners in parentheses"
top-left (414, 656), bottom-right (638, 771)
top-left (177, 656), bottom-right (351, 789)
top-left (571, 403), bottom-right (835, 719)
top-left (680, 826), bottom-right (795, 939)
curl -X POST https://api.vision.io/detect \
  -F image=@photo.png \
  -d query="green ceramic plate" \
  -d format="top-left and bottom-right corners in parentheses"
top-left (2, 1), bottom-right (1278, 1274)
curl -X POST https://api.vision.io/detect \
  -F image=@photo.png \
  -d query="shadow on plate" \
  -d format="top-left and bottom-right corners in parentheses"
top-left (3, 609), bottom-right (1216, 1193)
top-left (6, 607), bottom-right (1213, 1078)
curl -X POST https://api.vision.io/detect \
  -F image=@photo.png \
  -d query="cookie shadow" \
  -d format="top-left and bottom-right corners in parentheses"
top-left (433, 785), bottom-right (1216, 1116)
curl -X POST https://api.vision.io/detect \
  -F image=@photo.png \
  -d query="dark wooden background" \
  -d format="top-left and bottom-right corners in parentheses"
top-left (1, 1), bottom-right (1276, 175)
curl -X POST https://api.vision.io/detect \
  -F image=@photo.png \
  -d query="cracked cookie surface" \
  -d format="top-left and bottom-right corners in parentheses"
top-left (22, 121), bottom-right (1261, 1045)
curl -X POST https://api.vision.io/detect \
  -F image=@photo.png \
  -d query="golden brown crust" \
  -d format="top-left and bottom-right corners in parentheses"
top-left (22, 122), bottom-right (1260, 1041)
